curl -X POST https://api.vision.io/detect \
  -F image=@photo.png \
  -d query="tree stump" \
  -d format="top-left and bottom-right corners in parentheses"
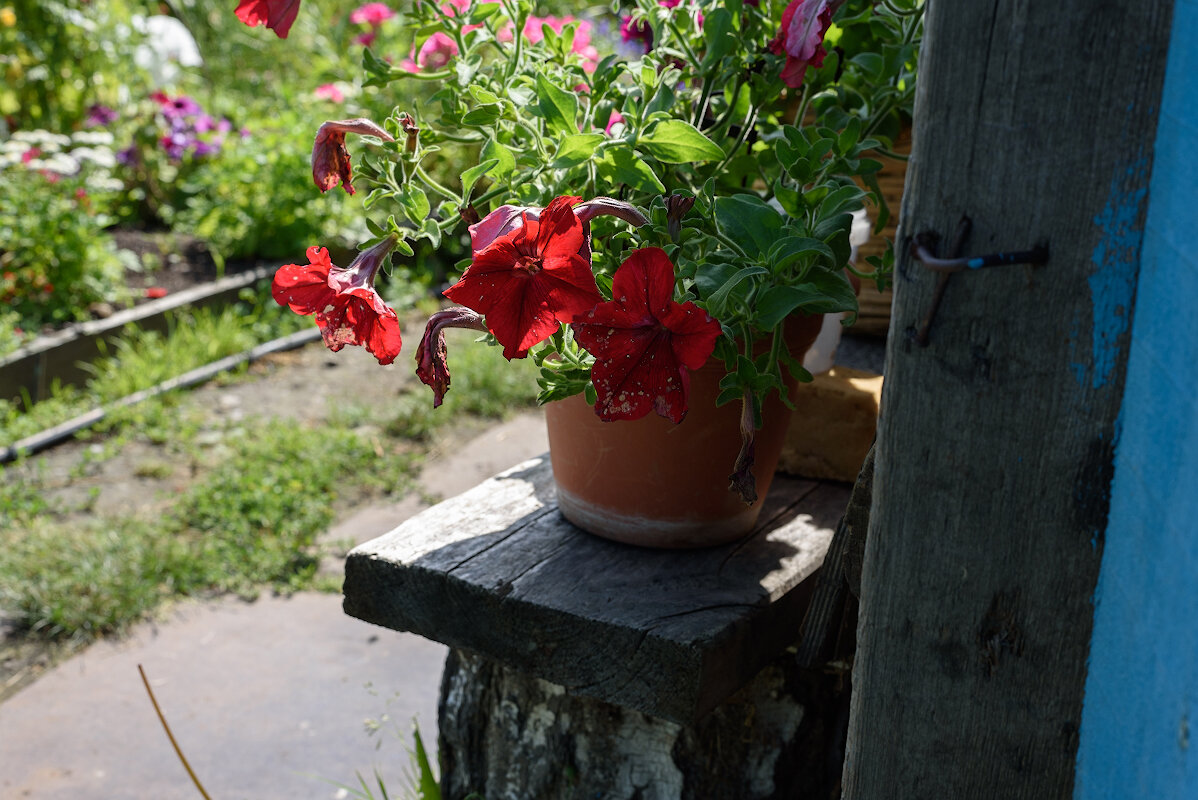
top-left (437, 647), bottom-right (846, 800)
top-left (342, 455), bottom-right (849, 798)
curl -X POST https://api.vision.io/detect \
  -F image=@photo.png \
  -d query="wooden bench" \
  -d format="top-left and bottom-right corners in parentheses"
top-left (343, 454), bottom-right (848, 799)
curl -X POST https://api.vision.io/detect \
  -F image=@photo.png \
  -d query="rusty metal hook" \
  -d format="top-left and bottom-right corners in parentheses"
top-left (909, 217), bottom-right (1049, 346)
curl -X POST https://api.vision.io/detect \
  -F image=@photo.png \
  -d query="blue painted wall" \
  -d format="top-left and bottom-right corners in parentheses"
top-left (1076, 2), bottom-right (1198, 797)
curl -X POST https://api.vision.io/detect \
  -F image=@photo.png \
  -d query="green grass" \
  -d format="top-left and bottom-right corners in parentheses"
top-left (0, 416), bottom-right (419, 639)
top-left (0, 319), bottom-right (546, 642)
top-left (0, 296), bottom-right (307, 446)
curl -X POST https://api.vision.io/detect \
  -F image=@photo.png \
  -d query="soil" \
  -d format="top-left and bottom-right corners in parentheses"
top-left (86, 229), bottom-right (274, 321)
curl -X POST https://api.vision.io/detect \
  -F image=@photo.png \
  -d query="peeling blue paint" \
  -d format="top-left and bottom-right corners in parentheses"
top-left (1087, 163), bottom-right (1148, 389)
top-left (1076, 1), bottom-right (1198, 797)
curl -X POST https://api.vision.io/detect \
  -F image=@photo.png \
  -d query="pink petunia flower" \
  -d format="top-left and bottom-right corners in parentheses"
top-left (771, 0), bottom-right (833, 88)
top-left (416, 32), bottom-right (459, 70)
top-left (349, 2), bottom-right (394, 25)
top-left (314, 83), bottom-right (346, 103)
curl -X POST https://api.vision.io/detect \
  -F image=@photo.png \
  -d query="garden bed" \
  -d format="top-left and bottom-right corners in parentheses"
top-left (0, 230), bottom-right (292, 407)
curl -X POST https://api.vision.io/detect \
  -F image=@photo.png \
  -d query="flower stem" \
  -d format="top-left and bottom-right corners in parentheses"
top-left (415, 164), bottom-right (460, 203)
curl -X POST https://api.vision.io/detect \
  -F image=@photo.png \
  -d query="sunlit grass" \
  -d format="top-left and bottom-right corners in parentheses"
top-left (0, 417), bottom-right (419, 640)
top-left (0, 297), bottom-right (306, 447)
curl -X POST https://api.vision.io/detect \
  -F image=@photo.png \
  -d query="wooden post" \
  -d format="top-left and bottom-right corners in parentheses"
top-left (843, 3), bottom-right (1176, 798)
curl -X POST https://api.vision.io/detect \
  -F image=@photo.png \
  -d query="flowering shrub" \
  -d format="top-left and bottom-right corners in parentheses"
top-left (247, 0), bottom-right (922, 499)
top-left (0, 130), bottom-right (130, 339)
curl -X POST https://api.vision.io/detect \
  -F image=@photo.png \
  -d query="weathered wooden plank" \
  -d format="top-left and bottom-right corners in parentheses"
top-left (343, 455), bottom-right (846, 724)
top-left (843, 2), bottom-right (1176, 798)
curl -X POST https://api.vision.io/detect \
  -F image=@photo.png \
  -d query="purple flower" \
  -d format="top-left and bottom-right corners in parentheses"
top-left (151, 91), bottom-right (202, 119)
top-left (85, 104), bottom-right (119, 128)
top-left (193, 140), bottom-right (222, 158)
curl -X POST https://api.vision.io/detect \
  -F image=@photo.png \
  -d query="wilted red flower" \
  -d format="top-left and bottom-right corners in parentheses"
top-left (467, 196), bottom-right (647, 253)
top-left (271, 238), bottom-right (403, 365)
top-left (311, 118), bottom-right (394, 195)
top-left (572, 247), bottom-right (721, 423)
top-left (444, 195), bottom-right (603, 360)
top-left (235, 0), bottom-right (301, 39)
top-left (771, 0), bottom-right (832, 88)
top-left (414, 307), bottom-right (488, 407)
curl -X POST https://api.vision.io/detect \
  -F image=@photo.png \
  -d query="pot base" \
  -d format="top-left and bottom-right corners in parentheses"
top-left (556, 486), bottom-right (760, 548)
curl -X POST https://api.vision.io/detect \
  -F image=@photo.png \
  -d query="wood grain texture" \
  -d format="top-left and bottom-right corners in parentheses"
top-left (843, 3), bottom-right (1175, 798)
top-left (342, 455), bottom-right (847, 724)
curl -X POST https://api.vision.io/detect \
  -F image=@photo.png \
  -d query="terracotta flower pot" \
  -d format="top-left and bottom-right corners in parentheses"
top-left (545, 315), bottom-right (824, 548)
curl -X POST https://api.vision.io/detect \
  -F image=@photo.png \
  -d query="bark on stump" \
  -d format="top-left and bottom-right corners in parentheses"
top-left (438, 647), bottom-right (847, 800)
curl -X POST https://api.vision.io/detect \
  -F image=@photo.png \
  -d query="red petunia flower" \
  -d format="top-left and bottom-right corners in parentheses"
top-left (770, 0), bottom-right (832, 89)
top-left (443, 195), bottom-right (604, 360)
top-left (572, 247), bottom-right (722, 423)
top-left (311, 118), bottom-right (393, 196)
top-left (271, 238), bottom-right (403, 365)
top-left (235, 0), bottom-right (302, 39)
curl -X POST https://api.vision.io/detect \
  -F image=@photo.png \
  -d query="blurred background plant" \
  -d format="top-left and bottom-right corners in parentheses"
top-left (0, 0), bottom-right (423, 356)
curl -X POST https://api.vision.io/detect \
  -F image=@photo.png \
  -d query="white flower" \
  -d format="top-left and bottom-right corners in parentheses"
top-left (72, 130), bottom-right (115, 146)
top-left (37, 153), bottom-right (81, 175)
top-left (133, 15), bottom-right (203, 86)
top-left (10, 129), bottom-right (70, 148)
top-left (70, 147), bottom-right (117, 168)
top-left (87, 176), bottom-right (126, 193)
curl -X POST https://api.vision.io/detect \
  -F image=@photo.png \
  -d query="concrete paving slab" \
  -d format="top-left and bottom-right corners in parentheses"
top-left (0, 593), bottom-right (446, 800)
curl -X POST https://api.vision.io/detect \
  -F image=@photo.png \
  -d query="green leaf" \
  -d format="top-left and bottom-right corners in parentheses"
top-left (508, 84), bottom-right (536, 106)
top-left (597, 145), bottom-right (666, 193)
top-left (394, 237), bottom-right (415, 257)
top-left (819, 184), bottom-right (866, 219)
top-left (397, 186), bottom-right (430, 224)
top-left (699, 9), bottom-right (735, 70)
top-left (455, 53), bottom-right (482, 86)
top-left (705, 265), bottom-right (768, 315)
top-left (755, 273), bottom-right (858, 328)
top-left (462, 105), bottom-right (501, 126)
top-left (419, 217), bottom-right (442, 250)
top-left (467, 2), bottom-right (500, 22)
top-left (837, 116), bottom-right (862, 156)
top-left (481, 138), bottom-right (516, 179)
top-left (639, 119), bottom-right (725, 164)
top-left (460, 158), bottom-right (498, 201)
top-left (768, 236), bottom-right (837, 274)
top-left (553, 133), bottom-right (605, 169)
top-left (362, 187), bottom-right (391, 211)
top-left (714, 194), bottom-right (784, 258)
top-left (468, 86), bottom-right (500, 105)
top-left (535, 72), bottom-right (579, 137)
